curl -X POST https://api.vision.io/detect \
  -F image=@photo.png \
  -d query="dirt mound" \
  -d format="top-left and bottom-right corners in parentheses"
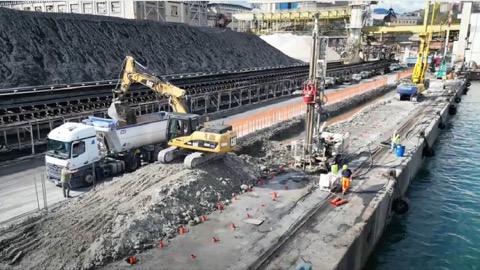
top-left (0, 8), bottom-right (302, 89)
top-left (0, 154), bottom-right (260, 270)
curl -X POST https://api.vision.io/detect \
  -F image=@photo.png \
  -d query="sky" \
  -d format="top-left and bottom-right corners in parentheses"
top-left (210, 1), bottom-right (454, 14)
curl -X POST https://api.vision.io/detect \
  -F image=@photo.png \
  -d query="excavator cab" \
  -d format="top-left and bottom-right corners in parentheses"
top-left (167, 114), bottom-right (201, 140)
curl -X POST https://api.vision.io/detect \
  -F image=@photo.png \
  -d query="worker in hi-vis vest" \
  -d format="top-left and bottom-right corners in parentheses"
top-left (341, 164), bottom-right (352, 196)
top-left (391, 130), bottom-right (400, 153)
top-left (330, 152), bottom-right (339, 174)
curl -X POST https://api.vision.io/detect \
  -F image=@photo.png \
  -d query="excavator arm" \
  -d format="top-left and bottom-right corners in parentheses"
top-left (108, 56), bottom-right (189, 122)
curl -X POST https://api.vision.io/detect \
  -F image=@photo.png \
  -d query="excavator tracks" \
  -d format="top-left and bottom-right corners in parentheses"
top-left (183, 152), bottom-right (224, 169)
top-left (157, 146), bottom-right (224, 169)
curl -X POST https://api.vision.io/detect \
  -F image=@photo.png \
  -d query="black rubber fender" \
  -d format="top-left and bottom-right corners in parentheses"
top-left (455, 97), bottom-right (461, 103)
top-left (466, 82), bottom-right (471, 87)
top-left (438, 122), bottom-right (446, 130)
top-left (448, 105), bottom-right (457, 115)
top-left (392, 197), bottom-right (409, 215)
top-left (423, 146), bottom-right (435, 157)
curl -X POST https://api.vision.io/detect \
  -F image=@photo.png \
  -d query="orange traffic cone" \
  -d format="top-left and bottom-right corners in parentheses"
top-left (159, 241), bottom-right (165, 248)
top-left (272, 192), bottom-right (278, 201)
top-left (125, 256), bottom-right (137, 265)
top-left (179, 226), bottom-right (185, 234)
top-left (201, 215), bottom-right (207, 222)
top-left (230, 223), bottom-right (236, 231)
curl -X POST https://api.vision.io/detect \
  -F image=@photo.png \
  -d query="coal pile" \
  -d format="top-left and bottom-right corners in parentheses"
top-left (0, 8), bottom-right (302, 88)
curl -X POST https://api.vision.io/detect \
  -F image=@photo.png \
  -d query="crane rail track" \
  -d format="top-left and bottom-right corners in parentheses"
top-left (0, 60), bottom-right (394, 126)
top-left (246, 81), bottom-right (461, 270)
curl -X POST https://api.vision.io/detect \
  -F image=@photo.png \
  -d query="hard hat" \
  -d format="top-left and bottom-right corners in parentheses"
top-left (343, 164), bottom-right (348, 170)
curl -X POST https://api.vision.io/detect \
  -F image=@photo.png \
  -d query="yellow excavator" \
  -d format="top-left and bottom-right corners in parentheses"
top-left (108, 56), bottom-right (237, 169)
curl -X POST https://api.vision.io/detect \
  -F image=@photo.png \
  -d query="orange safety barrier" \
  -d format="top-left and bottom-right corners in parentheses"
top-left (229, 76), bottom-right (389, 138)
top-left (396, 69), bottom-right (413, 81)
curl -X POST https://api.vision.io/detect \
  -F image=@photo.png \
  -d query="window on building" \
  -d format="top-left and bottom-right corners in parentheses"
top-left (96, 2), bottom-right (106, 14)
top-left (111, 1), bottom-right (121, 13)
top-left (58, 4), bottom-right (66, 12)
top-left (171, 5), bottom-right (178, 16)
top-left (23, 7), bottom-right (31, 11)
top-left (34, 6), bottom-right (42, 12)
top-left (70, 3), bottom-right (79, 13)
top-left (46, 5), bottom-right (54, 12)
top-left (83, 3), bottom-right (92, 13)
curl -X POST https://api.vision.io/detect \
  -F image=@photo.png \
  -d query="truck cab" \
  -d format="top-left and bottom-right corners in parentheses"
top-left (45, 122), bottom-right (100, 188)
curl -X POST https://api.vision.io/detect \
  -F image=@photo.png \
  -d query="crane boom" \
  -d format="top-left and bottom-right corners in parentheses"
top-left (108, 56), bottom-right (189, 123)
top-left (397, 0), bottom-right (437, 101)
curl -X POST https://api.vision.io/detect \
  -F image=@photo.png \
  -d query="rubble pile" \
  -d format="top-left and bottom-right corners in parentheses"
top-left (0, 155), bottom-right (260, 270)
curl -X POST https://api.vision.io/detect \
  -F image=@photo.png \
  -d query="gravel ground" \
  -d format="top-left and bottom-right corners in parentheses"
top-left (0, 84), bottom-right (396, 270)
top-left (0, 8), bottom-right (301, 88)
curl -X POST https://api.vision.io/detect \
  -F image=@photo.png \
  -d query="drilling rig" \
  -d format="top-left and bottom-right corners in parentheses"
top-left (291, 13), bottom-right (349, 173)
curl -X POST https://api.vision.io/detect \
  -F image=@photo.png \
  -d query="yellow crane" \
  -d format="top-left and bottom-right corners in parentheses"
top-left (108, 56), bottom-right (237, 169)
top-left (396, 0), bottom-right (438, 101)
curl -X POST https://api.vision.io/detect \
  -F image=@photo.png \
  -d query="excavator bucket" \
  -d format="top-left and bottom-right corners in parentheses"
top-left (383, 8), bottom-right (397, 23)
top-left (107, 101), bottom-right (137, 124)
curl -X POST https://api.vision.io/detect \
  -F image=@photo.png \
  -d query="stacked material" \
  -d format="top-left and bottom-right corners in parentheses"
top-left (0, 8), bottom-right (301, 88)
top-left (260, 33), bottom-right (342, 63)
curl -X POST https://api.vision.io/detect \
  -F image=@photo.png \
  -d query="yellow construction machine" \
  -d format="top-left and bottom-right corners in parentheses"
top-left (107, 56), bottom-right (237, 168)
top-left (396, 0), bottom-right (438, 101)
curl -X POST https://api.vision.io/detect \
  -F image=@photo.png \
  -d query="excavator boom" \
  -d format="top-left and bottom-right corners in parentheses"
top-left (108, 56), bottom-right (189, 122)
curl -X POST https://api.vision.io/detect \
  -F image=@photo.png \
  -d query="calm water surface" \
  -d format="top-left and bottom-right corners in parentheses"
top-left (365, 82), bottom-right (480, 270)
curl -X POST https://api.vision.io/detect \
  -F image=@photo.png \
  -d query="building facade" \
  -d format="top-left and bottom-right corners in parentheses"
top-left (0, 1), bottom-right (210, 27)
top-left (389, 15), bottom-right (421, 26)
top-left (207, 3), bottom-right (252, 31)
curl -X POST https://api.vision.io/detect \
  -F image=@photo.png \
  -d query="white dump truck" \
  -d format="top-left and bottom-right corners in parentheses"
top-left (45, 111), bottom-right (203, 188)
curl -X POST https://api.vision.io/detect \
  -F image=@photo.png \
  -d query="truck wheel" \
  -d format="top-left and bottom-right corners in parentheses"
top-left (151, 145), bottom-right (163, 162)
top-left (83, 171), bottom-right (96, 187)
top-left (126, 155), bottom-right (140, 172)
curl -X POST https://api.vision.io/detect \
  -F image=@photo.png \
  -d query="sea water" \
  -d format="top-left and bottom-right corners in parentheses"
top-left (365, 82), bottom-right (480, 270)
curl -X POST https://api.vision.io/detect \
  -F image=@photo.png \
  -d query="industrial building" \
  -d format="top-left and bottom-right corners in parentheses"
top-left (0, 0), bottom-right (251, 29)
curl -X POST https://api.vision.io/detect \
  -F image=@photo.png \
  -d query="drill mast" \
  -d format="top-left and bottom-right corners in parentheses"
top-left (303, 13), bottom-right (328, 155)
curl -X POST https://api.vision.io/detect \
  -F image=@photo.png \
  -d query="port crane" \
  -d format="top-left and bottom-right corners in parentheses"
top-left (396, 0), bottom-right (438, 101)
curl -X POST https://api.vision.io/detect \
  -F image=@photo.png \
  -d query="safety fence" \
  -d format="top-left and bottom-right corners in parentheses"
top-left (0, 173), bottom-right (49, 225)
top-left (229, 76), bottom-right (391, 138)
top-left (396, 69), bottom-right (413, 81)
